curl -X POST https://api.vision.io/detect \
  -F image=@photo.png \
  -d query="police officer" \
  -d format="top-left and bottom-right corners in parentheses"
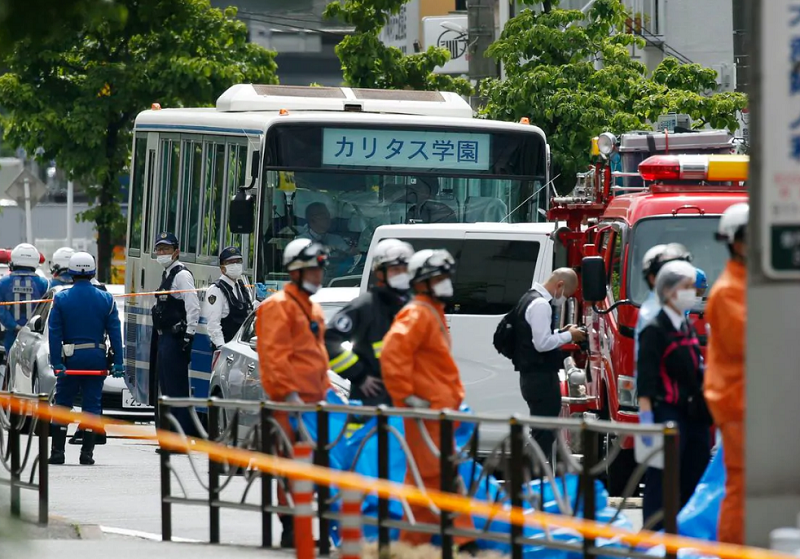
top-left (48, 247), bottom-right (75, 288)
top-left (0, 243), bottom-right (49, 356)
top-left (48, 252), bottom-right (124, 465)
top-left (325, 239), bottom-right (414, 406)
top-left (202, 246), bottom-right (253, 351)
top-left (151, 232), bottom-right (200, 439)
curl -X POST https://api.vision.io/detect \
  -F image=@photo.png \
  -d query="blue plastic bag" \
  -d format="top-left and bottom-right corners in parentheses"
top-left (678, 442), bottom-right (726, 541)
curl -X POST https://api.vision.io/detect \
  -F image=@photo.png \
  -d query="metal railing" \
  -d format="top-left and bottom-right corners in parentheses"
top-left (158, 397), bottom-right (679, 559)
top-left (0, 391), bottom-right (49, 525)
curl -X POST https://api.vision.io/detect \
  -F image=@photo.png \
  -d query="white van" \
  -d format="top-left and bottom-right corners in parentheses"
top-left (361, 222), bottom-right (559, 452)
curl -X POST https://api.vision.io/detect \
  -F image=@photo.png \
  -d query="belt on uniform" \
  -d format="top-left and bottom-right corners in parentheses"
top-left (73, 343), bottom-right (103, 351)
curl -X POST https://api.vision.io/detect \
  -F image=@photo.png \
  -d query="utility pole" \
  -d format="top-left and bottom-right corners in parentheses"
top-left (747, 0), bottom-right (800, 546)
top-left (467, 0), bottom-right (498, 107)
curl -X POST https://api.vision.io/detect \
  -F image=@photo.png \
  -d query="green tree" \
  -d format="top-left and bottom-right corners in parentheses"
top-left (324, 0), bottom-right (472, 95)
top-left (482, 0), bottom-right (747, 190)
top-left (0, 0), bottom-right (277, 280)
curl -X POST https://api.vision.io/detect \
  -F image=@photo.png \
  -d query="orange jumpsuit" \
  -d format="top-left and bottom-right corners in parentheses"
top-left (381, 295), bottom-right (475, 546)
top-left (257, 282), bottom-right (330, 503)
top-left (703, 260), bottom-right (745, 544)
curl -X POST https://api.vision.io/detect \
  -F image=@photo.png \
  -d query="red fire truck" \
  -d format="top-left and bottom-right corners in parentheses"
top-left (550, 129), bottom-right (748, 495)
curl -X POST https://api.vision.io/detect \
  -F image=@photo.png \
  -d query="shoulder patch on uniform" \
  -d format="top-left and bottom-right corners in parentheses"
top-left (208, 295), bottom-right (217, 305)
top-left (334, 314), bottom-right (353, 333)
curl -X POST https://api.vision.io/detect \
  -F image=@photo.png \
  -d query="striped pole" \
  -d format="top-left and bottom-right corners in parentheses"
top-left (293, 443), bottom-right (316, 559)
top-left (340, 488), bottom-right (363, 559)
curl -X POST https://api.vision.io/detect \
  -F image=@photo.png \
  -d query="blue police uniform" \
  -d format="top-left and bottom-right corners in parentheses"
top-left (48, 278), bottom-right (123, 464)
top-left (0, 270), bottom-right (49, 353)
top-left (151, 232), bottom-right (200, 440)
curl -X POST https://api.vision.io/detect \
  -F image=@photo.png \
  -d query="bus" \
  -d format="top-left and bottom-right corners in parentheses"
top-left (124, 84), bottom-right (550, 405)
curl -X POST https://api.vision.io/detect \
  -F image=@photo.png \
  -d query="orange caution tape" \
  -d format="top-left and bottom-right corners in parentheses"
top-left (0, 284), bottom-right (278, 307)
top-left (0, 393), bottom-right (788, 559)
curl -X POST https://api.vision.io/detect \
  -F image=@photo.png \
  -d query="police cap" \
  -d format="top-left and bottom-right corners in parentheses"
top-left (219, 246), bottom-right (243, 265)
top-left (155, 232), bottom-right (179, 248)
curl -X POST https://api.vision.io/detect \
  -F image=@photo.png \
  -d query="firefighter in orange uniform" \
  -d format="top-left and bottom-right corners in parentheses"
top-left (703, 203), bottom-right (748, 544)
top-left (381, 249), bottom-right (477, 553)
top-left (256, 237), bottom-right (331, 548)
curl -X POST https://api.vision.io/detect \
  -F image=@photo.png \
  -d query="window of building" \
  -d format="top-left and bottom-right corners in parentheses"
top-left (128, 136), bottom-right (147, 255)
top-left (367, 237), bottom-right (540, 315)
top-left (181, 140), bottom-right (204, 255)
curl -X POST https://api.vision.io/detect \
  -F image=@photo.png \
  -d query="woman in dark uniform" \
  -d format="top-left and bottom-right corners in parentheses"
top-left (637, 259), bottom-right (712, 528)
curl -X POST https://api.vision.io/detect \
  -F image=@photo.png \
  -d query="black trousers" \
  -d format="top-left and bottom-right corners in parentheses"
top-left (643, 403), bottom-right (710, 529)
top-left (519, 371), bottom-right (562, 462)
top-left (157, 332), bottom-right (198, 437)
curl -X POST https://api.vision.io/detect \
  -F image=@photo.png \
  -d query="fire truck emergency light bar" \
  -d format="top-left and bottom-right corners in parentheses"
top-left (638, 154), bottom-right (749, 183)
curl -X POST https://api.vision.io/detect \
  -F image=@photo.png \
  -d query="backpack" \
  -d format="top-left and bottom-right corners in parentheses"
top-left (492, 289), bottom-right (538, 360)
top-left (492, 312), bottom-right (517, 359)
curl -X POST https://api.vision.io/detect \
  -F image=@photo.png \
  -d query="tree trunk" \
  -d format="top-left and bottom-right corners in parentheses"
top-left (96, 181), bottom-right (114, 283)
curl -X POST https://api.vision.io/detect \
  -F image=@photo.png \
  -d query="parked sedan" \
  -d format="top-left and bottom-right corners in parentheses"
top-left (5, 284), bottom-right (154, 417)
top-left (208, 287), bottom-right (358, 433)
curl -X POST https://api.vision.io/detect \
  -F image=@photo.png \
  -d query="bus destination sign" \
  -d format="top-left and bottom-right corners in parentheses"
top-left (322, 128), bottom-right (491, 171)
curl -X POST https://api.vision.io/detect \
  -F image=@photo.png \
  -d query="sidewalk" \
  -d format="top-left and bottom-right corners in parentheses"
top-left (0, 539), bottom-right (294, 558)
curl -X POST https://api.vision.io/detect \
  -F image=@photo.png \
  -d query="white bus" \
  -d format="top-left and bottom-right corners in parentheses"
top-left (124, 84), bottom-right (550, 405)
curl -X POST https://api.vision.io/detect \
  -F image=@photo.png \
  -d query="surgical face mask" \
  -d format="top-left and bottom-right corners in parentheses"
top-left (431, 278), bottom-right (454, 299)
top-left (302, 280), bottom-right (321, 295)
top-left (156, 254), bottom-right (174, 268)
top-left (673, 289), bottom-right (697, 312)
top-left (387, 272), bottom-right (411, 291)
top-left (225, 263), bottom-right (243, 280)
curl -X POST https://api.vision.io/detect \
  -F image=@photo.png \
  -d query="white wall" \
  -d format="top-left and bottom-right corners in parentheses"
top-left (0, 203), bottom-right (96, 248)
top-left (662, 0), bottom-right (734, 76)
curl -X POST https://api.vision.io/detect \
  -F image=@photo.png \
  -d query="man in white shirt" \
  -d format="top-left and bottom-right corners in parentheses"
top-left (202, 246), bottom-right (253, 351)
top-left (151, 232), bottom-right (201, 441)
top-left (510, 268), bottom-right (585, 462)
top-left (296, 202), bottom-right (356, 256)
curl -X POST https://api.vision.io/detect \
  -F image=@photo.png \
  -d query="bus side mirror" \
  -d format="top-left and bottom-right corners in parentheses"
top-left (229, 190), bottom-right (255, 234)
top-left (582, 256), bottom-right (607, 303)
top-left (229, 151), bottom-right (260, 235)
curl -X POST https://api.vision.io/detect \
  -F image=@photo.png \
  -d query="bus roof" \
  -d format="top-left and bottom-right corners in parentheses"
top-left (216, 84), bottom-right (474, 119)
top-left (133, 107), bottom-right (548, 140)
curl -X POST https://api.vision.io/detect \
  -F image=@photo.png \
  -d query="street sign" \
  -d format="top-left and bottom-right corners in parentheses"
top-left (761, 1), bottom-right (800, 278)
top-left (4, 169), bottom-right (47, 208)
top-left (423, 15), bottom-right (469, 75)
top-left (379, 0), bottom-right (420, 54)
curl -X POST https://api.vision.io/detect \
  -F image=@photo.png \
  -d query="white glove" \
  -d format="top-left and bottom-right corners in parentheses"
top-left (404, 396), bottom-right (430, 409)
top-left (286, 392), bottom-right (303, 404)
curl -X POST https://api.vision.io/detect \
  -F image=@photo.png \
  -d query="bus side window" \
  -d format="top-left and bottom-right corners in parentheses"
top-left (200, 142), bottom-right (226, 258)
top-left (223, 143), bottom-right (248, 252)
top-left (128, 136), bottom-right (147, 255)
top-left (157, 138), bottom-right (180, 236)
top-left (180, 139), bottom-right (204, 255)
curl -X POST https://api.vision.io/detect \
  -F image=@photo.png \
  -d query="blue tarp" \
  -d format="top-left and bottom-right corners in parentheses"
top-left (292, 392), bottom-right (634, 555)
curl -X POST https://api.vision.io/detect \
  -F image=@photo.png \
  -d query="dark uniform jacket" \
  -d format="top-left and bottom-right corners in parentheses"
top-left (325, 286), bottom-right (408, 406)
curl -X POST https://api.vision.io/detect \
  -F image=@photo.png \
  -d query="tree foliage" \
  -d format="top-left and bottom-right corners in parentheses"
top-left (324, 0), bottom-right (472, 95)
top-left (0, 0), bottom-right (277, 280)
top-left (482, 0), bottom-right (747, 189)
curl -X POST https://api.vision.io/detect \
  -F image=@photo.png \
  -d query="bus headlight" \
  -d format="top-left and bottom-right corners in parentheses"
top-left (618, 375), bottom-right (638, 408)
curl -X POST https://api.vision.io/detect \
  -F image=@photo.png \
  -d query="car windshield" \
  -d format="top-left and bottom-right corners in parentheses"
top-left (628, 216), bottom-right (728, 305)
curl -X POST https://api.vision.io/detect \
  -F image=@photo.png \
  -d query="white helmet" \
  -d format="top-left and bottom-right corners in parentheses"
top-left (716, 203), bottom-right (749, 244)
top-left (371, 239), bottom-right (415, 272)
top-left (408, 249), bottom-right (456, 284)
top-left (68, 252), bottom-right (96, 277)
top-left (10, 243), bottom-right (40, 269)
top-left (642, 244), bottom-right (667, 278)
top-left (51, 247), bottom-right (76, 276)
top-left (283, 238), bottom-right (329, 272)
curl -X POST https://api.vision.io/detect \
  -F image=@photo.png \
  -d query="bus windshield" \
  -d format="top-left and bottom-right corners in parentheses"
top-left (255, 123), bottom-right (548, 287)
top-left (628, 216), bottom-right (729, 305)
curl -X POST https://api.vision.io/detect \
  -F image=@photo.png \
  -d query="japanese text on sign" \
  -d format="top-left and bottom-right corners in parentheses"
top-left (322, 128), bottom-right (491, 171)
